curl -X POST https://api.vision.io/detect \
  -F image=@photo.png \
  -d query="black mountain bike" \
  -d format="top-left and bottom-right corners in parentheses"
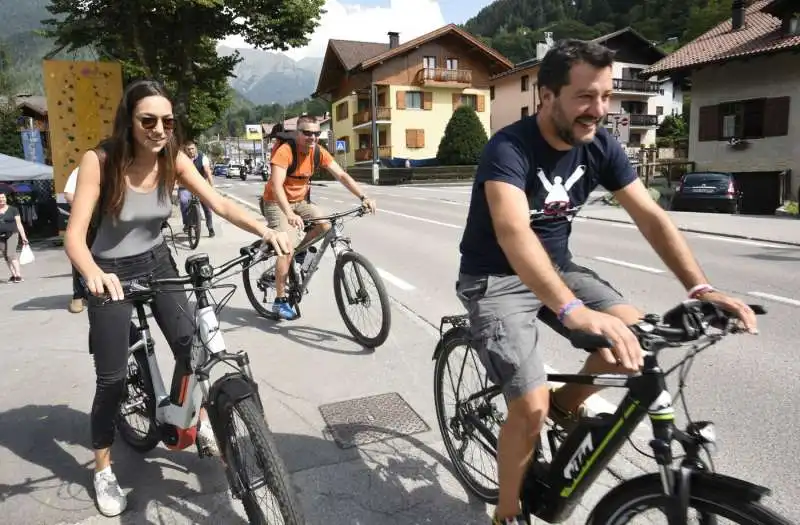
top-left (115, 245), bottom-right (304, 523)
top-left (242, 205), bottom-right (391, 348)
top-left (433, 299), bottom-right (793, 524)
top-left (185, 194), bottom-right (203, 250)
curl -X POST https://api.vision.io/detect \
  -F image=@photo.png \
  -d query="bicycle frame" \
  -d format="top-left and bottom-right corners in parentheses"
top-left (124, 251), bottom-right (260, 451)
top-left (437, 316), bottom-right (700, 524)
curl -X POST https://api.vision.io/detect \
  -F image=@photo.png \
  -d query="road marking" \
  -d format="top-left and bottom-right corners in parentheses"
top-left (694, 234), bottom-right (789, 249)
top-left (406, 186), bottom-right (473, 194)
top-left (224, 192), bottom-right (259, 211)
top-left (377, 268), bottom-right (416, 291)
top-left (747, 291), bottom-right (800, 307)
top-left (593, 256), bottom-right (664, 274)
top-left (380, 209), bottom-right (462, 229)
top-left (332, 199), bottom-right (345, 203)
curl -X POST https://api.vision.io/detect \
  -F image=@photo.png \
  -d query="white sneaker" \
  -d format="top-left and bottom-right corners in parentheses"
top-left (196, 419), bottom-right (220, 457)
top-left (93, 467), bottom-right (127, 517)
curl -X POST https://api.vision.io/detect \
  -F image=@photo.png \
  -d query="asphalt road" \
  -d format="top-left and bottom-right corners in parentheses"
top-left (222, 176), bottom-right (800, 522)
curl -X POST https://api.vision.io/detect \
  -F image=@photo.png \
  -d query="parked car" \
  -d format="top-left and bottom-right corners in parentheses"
top-left (670, 171), bottom-right (743, 214)
top-left (213, 164), bottom-right (228, 178)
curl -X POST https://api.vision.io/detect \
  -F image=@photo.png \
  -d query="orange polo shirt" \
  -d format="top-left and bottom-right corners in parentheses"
top-left (263, 143), bottom-right (333, 202)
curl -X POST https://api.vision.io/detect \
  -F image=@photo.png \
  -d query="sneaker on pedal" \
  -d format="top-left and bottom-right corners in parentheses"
top-left (272, 297), bottom-right (297, 320)
top-left (196, 420), bottom-right (220, 456)
top-left (94, 466), bottom-right (127, 517)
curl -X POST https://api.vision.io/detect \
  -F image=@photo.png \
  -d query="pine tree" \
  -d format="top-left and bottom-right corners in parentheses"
top-left (437, 105), bottom-right (488, 166)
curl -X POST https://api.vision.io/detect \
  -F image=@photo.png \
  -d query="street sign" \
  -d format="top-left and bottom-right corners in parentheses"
top-left (335, 139), bottom-right (346, 152)
top-left (245, 124), bottom-right (263, 141)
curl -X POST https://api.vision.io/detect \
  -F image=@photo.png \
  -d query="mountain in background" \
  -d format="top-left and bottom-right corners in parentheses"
top-left (0, 0), bottom-right (323, 105)
top-left (463, 0), bottom-right (734, 64)
top-left (217, 46), bottom-right (323, 105)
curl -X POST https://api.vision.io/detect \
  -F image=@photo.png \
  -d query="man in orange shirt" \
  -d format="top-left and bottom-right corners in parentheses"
top-left (263, 115), bottom-right (376, 320)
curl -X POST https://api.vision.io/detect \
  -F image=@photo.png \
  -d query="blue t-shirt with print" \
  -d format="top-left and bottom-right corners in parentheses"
top-left (459, 115), bottom-right (637, 276)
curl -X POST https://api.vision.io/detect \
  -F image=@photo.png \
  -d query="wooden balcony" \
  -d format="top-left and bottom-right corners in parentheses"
top-left (352, 107), bottom-right (391, 127)
top-left (415, 67), bottom-right (472, 87)
top-left (605, 113), bottom-right (660, 127)
top-left (355, 145), bottom-right (392, 161)
top-left (612, 78), bottom-right (662, 94)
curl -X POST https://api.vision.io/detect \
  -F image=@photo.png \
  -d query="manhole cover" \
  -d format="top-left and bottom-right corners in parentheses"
top-left (318, 392), bottom-right (430, 449)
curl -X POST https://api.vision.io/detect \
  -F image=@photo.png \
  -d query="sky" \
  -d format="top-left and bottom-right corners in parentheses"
top-left (219, 0), bottom-right (495, 60)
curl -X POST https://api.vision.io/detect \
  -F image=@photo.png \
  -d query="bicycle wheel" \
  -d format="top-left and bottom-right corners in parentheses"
top-left (117, 349), bottom-right (161, 452)
top-left (187, 203), bottom-right (202, 250)
top-left (588, 473), bottom-right (793, 525)
top-left (434, 327), bottom-right (505, 503)
top-left (218, 396), bottom-right (305, 524)
top-left (242, 252), bottom-right (280, 320)
top-left (332, 250), bottom-right (391, 348)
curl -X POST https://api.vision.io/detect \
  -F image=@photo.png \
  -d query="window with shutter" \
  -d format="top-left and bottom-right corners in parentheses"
top-left (396, 90), bottom-right (406, 110)
top-left (423, 91), bottom-right (433, 110)
top-left (452, 93), bottom-right (460, 110)
top-left (415, 129), bottom-right (425, 148)
top-left (698, 105), bottom-right (719, 142)
top-left (476, 95), bottom-right (485, 112)
top-left (405, 129), bottom-right (424, 148)
top-left (763, 96), bottom-right (791, 137)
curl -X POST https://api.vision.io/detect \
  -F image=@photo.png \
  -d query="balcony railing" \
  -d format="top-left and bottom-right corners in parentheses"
top-left (415, 67), bottom-right (472, 86)
top-left (352, 107), bottom-right (391, 126)
top-left (605, 113), bottom-right (660, 127)
top-left (613, 78), bottom-right (662, 94)
top-left (355, 145), bottom-right (392, 161)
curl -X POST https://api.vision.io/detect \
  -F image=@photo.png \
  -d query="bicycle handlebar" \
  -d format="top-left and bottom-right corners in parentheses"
top-left (303, 205), bottom-right (366, 228)
top-left (568, 299), bottom-right (767, 351)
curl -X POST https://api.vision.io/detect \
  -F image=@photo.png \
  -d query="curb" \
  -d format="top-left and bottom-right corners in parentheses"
top-left (581, 215), bottom-right (800, 247)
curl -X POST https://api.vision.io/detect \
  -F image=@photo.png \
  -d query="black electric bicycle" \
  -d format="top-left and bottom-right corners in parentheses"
top-left (115, 244), bottom-right (304, 524)
top-left (242, 205), bottom-right (391, 348)
top-left (433, 299), bottom-right (793, 524)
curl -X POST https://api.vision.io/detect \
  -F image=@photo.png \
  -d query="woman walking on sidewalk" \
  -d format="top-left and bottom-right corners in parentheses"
top-left (64, 79), bottom-right (290, 518)
top-left (0, 190), bottom-right (29, 282)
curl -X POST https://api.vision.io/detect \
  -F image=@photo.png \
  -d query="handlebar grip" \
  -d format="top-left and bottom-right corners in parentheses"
top-left (569, 330), bottom-right (612, 350)
top-left (750, 303), bottom-right (767, 315)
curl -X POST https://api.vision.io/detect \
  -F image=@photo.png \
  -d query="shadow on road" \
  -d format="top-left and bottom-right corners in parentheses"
top-left (12, 294), bottom-right (73, 312)
top-left (218, 303), bottom-right (375, 356)
top-left (0, 403), bottom-right (244, 524)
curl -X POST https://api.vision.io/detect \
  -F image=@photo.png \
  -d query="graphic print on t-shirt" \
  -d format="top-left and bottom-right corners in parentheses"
top-left (530, 163), bottom-right (587, 221)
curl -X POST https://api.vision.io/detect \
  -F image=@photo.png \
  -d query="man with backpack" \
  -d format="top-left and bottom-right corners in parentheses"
top-left (262, 115), bottom-right (376, 320)
top-left (179, 141), bottom-right (215, 237)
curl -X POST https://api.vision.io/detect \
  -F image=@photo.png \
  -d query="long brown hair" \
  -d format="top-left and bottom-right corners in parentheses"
top-left (96, 79), bottom-right (182, 218)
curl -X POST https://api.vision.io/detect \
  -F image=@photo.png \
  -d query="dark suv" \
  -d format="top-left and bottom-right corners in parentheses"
top-left (670, 171), bottom-right (742, 213)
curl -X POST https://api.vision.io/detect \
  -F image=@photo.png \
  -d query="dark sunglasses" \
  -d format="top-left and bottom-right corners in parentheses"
top-left (299, 129), bottom-right (321, 137)
top-left (138, 115), bottom-right (176, 131)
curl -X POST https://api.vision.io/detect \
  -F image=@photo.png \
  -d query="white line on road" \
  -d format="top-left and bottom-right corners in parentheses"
top-left (377, 268), bottom-right (416, 291)
top-left (694, 234), bottom-right (789, 249)
top-left (593, 256), bottom-right (664, 274)
top-left (224, 192), bottom-right (259, 211)
top-left (380, 209), bottom-right (461, 228)
top-left (747, 291), bottom-right (800, 307)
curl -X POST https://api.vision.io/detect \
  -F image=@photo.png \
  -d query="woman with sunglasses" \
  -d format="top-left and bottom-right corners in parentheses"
top-left (65, 79), bottom-right (290, 517)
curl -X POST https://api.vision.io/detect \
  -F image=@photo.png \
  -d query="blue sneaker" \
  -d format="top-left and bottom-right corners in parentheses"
top-left (272, 298), bottom-right (297, 320)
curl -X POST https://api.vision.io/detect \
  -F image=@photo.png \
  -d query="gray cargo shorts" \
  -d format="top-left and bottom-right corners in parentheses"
top-left (456, 262), bottom-right (627, 401)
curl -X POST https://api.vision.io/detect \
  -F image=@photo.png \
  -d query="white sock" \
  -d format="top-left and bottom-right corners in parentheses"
top-left (95, 465), bottom-right (112, 478)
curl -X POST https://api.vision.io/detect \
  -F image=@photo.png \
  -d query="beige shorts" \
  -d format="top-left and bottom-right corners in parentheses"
top-left (261, 200), bottom-right (322, 247)
top-left (1, 232), bottom-right (18, 262)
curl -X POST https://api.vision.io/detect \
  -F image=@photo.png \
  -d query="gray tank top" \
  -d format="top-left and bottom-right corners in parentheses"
top-left (91, 185), bottom-right (172, 259)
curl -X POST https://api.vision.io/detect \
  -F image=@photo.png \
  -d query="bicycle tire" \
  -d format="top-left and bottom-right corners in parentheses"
top-left (433, 327), bottom-right (500, 503)
top-left (187, 203), bottom-right (202, 250)
top-left (332, 250), bottom-right (391, 348)
top-left (587, 473), bottom-right (794, 525)
top-left (117, 349), bottom-right (161, 452)
top-left (219, 396), bottom-right (305, 525)
top-left (242, 253), bottom-right (280, 321)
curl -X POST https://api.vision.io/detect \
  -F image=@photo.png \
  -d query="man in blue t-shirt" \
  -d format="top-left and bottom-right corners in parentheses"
top-left (457, 39), bottom-right (757, 524)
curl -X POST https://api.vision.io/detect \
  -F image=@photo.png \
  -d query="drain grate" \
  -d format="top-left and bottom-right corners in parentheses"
top-left (318, 392), bottom-right (430, 449)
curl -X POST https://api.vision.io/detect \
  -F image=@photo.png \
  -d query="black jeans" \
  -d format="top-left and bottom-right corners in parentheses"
top-left (87, 241), bottom-right (194, 450)
top-left (72, 265), bottom-right (86, 300)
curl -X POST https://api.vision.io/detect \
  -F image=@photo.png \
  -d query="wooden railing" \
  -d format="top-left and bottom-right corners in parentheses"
top-left (355, 145), bottom-right (392, 161)
top-left (612, 78), bottom-right (662, 94)
top-left (352, 107), bottom-right (392, 126)
top-left (416, 67), bottom-right (472, 85)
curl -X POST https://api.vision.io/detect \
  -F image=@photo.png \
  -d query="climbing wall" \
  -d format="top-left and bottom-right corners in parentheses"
top-left (42, 60), bottom-right (123, 194)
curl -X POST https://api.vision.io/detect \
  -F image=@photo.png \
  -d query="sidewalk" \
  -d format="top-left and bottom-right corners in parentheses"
top-left (579, 204), bottom-right (800, 246)
top-left (0, 210), bottom-right (646, 524)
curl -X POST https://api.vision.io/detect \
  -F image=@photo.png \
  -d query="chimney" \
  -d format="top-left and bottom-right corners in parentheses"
top-left (731, 0), bottom-right (745, 30)
top-left (388, 31), bottom-right (399, 49)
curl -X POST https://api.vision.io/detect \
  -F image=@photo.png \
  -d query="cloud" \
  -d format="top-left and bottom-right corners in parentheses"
top-left (219, 0), bottom-right (446, 60)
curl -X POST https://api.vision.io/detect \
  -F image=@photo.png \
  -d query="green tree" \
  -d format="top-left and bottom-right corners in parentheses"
top-left (437, 105), bottom-right (488, 166)
top-left (41, 0), bottom-right (325, 140)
